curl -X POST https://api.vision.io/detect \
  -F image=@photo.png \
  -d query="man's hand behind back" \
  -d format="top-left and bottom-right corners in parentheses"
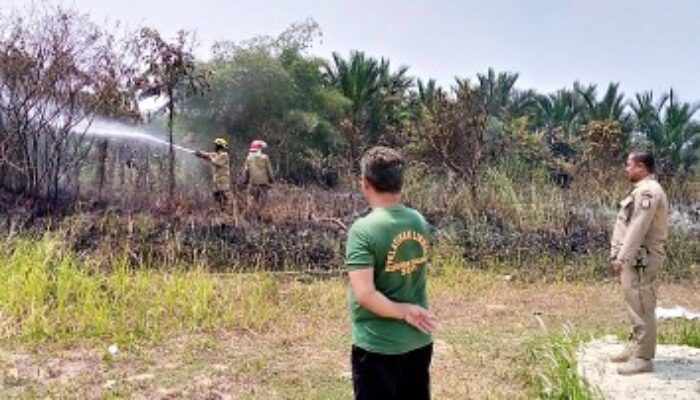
top-left (402, 304), bottom-right (438, 334)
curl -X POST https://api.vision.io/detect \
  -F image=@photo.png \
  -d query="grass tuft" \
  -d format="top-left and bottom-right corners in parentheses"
top-left (526, 326), bottom-right (600, 400)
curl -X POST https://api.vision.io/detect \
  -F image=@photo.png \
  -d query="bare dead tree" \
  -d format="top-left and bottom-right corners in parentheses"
top-left (406, 80), bottom-right (487, 201)
top-left (96, 139), bottom-right (108, 201)
top-left (0, 5), bottom-right (141, 208)
top-left (133, 28), bottom-right (209, 209)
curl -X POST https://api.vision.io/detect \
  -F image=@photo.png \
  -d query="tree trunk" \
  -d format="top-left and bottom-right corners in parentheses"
top-left (167, 89), bottom-right (176, 209)
top-left (97, 140), bottom-right (109, 202)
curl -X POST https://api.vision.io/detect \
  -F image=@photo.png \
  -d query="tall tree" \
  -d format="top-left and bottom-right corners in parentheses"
top-left (0, 5), bottom-right (140, 205)
top-left (406, 79), bottom-right (487, 200)
top-left (416, 78), bottom-right (444, 112)
top-left (324, 51), bottom-right (413, 168)
top-left (477, 68), bottom-right (520, 118)
top-left (531, 89), bottom-right (583, 140)
top-left (181, 20), bottom-right (350, 183)
top-left (136, 28), bottom-right (209, 206)
top-left (578, 82), bottom-right (630, 129)
top-left (631, 90), bottom-right (700, 175)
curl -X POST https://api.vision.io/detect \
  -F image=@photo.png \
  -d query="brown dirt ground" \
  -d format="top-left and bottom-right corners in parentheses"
top-left (1, 273), bottom-right (699, 399)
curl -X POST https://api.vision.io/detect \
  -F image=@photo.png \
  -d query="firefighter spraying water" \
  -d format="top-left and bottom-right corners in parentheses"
top-left (194, 137), bottom-right (232, 211)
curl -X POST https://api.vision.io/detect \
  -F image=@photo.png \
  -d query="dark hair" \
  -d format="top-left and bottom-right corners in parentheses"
top-left (630, 150), bottom-right (655, 173)
top-left (361, 146), bottom-right (405, 193)
top-left (215, 144), bottom-right (225, 152)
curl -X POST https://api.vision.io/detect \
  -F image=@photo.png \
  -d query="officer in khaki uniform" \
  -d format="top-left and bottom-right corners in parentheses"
top-left (609, 150), bottom-right (668, 375)
top-left (243, 139), bottom-right (274, 211)
top-left (195, 137), bottom-right (231, 210)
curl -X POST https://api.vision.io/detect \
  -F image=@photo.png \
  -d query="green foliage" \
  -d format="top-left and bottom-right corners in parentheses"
top-left (416, 78), bottom-right (444, 115)
top-left (527, 327), bottom-right (600, 400)
top-left (129, 20), bottom-right (700, 184)
top-left (180, 20), bottom-right (350, 182)
top-left (630, 90), bottom-right (700, 175)
top-left (578, 83), bottom-right (629, 126)
top-left (477, 68), bottom-right (521, 118)
top-left (481, 166), bottom-right (566, 230)
top-left (663, 233), bottom-right (700, 281)
top-left (324, 50), bottom-right (414, 168)
top-left (659, 321), bottom-right (700, 348)
top-left (3, 8), bottom-right (700, 203)
top-left (531, 89), bottom-right (583, 139)
top-left (0, 236), bottom-right (280, 344)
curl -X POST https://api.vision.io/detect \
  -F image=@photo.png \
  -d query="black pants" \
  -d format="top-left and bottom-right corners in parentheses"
top-left (352, 344), bottom-right (432, 400)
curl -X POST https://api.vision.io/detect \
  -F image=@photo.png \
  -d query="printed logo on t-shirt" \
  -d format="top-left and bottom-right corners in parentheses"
top-left (385, 230), bottom-right (430, 275)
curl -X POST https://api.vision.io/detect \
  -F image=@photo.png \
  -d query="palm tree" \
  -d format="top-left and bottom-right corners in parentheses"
top-left (476, 68), bottom-right (520, 118)
top-left (531, 89), bottom-right (583, 139)
top-left (416, 78), bottom-right (444, 112)
top-left (374, 58), bottom-right (413, 132)
top-left (324, 51), bottom-right (382, 119)
top-left (324, 51), bottom-right (413, 164)
top-left (630, 90), bottom-right (700, 175)
top-left (526, 88), bottom-right (587, 166)
top-left (506, 89), bottom-right (537, 119)
top-left (577, 82), bottom-right (630, 129)
top-left (630, 92), bottom-right (665, 142)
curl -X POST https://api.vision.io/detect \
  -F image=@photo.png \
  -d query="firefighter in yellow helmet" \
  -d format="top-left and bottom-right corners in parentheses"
top-left (195, 137), bottom-right (231, 210)
top-left (243, 139), bottom-right (274, 212)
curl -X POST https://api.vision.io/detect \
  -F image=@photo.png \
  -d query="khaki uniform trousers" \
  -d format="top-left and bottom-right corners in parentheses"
top-left (621, 253), bottom-right (662, 359)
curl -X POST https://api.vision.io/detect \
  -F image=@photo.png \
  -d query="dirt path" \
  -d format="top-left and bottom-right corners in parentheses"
top-left (579, 336), bottom-right (700, 399)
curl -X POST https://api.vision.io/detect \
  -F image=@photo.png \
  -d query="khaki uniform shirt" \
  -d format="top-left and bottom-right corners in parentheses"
top-left (244, 151), bottom-right (274, 185)
top-left (203, 151), bottom-right (230, 192)
top-left (611, 175), bottom-right (669, 267)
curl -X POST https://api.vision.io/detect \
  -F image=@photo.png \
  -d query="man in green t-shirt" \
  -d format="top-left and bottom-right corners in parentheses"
top-left (345, 146), bottom-right (437, 400)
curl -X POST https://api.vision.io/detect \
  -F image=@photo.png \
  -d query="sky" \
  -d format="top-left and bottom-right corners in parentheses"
top-left (3, 0), bottom-right (700, 101)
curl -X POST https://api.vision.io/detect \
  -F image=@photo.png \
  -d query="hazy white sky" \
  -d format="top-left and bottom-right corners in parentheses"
top-left (4, 0), bottom-right (700, 100)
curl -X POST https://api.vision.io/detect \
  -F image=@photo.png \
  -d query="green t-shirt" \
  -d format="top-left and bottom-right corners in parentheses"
top-left (345, 204), bottom-right (432, 355)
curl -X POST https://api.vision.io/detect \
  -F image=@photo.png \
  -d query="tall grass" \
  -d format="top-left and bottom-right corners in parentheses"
top-left (526, 326), bottom-right (600, 400)
top-left (481, 167), bottom-right (567, 230)
top-left (664, 235), bottom-right (700, 281)
top-left (403, 163), bottom-right (568, 230)
top-left (0, 236), bottom-right (281, 344)
top-left (659, 321), bottom-right (700, 348)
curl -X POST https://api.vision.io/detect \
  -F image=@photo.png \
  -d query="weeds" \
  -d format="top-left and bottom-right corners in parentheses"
top-left (659, 320), bottom-right (700, 348)
top-left (527, 326), bottom-right (600, 400)
top-left (0, 237), bottom-right (280, 344)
